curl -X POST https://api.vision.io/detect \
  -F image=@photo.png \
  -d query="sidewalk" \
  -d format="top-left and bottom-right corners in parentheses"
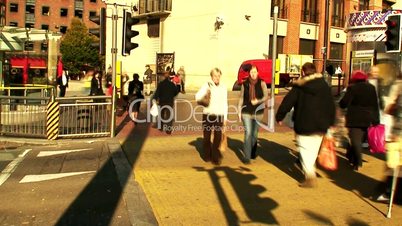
top-left (117, 125), bottom-right (402, 225)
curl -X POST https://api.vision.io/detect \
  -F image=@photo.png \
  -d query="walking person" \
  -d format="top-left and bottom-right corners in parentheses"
top-left (276, 62), bottom-right (336, 187)
top-left (105, 66), bottom-right (113, 96)
top-left (89, 71), bottom-right (103, 96)
top-left (196, 68), bottom-right (228, 165)
top-left (377, 72), bottom-right (402, 203)
top-left (152, 71), bottom-right (179, 134)
top-left (238, 64), bottom-right (268, 164)
top-left (339, 70), bottom-right (380, 171)
top-left (144, 64), bottom-right (153, 96)
top-left (171, 73), bottom-right (182, 94)
top-left (58, 70), bottom-right (69, 97)
top-left (121, 72), bottom-right (130, 110)
top-left (128, 73), bottom-right (144, 123)
top-left (177, 66), bottom-right (186, 93)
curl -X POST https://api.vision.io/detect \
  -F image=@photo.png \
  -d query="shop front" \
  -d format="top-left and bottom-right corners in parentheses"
top-left (346, 9), bottom-right (401, 84)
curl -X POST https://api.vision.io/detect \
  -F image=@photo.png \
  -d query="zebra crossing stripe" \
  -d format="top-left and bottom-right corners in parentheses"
top-left (46, 102), bottom-right (60, 140)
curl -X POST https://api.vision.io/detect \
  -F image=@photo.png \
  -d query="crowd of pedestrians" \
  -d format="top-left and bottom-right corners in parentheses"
top-left (119, 62), bottom-right (400, 195)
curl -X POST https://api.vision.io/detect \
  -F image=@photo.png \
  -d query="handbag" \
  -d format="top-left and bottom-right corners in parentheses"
top-left (150, 103), bottom-right (159, 117)
top-left (197, 83), bottom-right (211, 107)
top-left (368, 124), bottom-right (386, 154)
top-left (318, 133), bottom-right (337, 170)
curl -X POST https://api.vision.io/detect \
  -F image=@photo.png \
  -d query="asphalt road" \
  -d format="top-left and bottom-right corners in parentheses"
top-left (0, 140), bottom-right (131, 226)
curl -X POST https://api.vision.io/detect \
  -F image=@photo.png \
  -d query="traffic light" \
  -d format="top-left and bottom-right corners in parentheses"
top-left (89, 7), bottom-right (106, 55)
top-left (122, 9), bottom-right (139, 56)
top-left (385, 14), bottom-right (401, 53)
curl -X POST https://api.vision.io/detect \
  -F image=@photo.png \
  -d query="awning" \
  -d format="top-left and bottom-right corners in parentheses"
top-left (0, 26), bottom-right (61, 51)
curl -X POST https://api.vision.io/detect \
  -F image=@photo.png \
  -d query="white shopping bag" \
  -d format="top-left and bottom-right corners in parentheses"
top-left (283, 108), bottom-right (294, 128)
top-left (150, 104), bottom-right (159, 117)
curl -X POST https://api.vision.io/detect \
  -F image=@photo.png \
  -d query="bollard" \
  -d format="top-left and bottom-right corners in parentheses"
top-left (77, 108), bottom-right (92, 133)
top-left (46, 101), bottom-right (60, 140)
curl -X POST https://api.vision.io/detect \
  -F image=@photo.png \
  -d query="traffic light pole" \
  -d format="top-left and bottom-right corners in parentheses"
top-left (110, 4), bottom-right (118, 137)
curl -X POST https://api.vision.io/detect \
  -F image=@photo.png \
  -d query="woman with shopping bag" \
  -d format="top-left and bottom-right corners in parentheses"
top-left (339, 70), bottom-right (380, 171)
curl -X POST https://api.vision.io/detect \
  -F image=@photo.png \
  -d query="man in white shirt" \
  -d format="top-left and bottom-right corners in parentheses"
top-left (58, 70), bottom-right (69, 97)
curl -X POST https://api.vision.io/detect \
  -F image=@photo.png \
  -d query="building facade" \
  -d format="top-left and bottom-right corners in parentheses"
top-left (112, 0), bottom-right (352, 89)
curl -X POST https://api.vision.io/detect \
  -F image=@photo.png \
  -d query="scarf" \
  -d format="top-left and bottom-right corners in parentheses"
top-left (248, 77), bottom-right (258, 101)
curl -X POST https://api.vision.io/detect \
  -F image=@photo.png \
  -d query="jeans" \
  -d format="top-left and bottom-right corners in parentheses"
top-left (242, 114), bottom-right (260, 160)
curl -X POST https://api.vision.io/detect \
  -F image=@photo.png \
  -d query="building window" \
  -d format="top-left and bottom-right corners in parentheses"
top-left (299, 39), bottom-right (315, 55)
top-left (332, 0), bottom-right (344, 27)
top-left (41, 24), bottom-right (49, 30)
top-left (139, 0), bottom-right (172, 14)
top-left (301, 0), bottom-right (318, 23)
top-left (89, 11), bottom-right (96, 18)
top-left (41, 42), bottom-right (48, 52)
top-left (60, 26), bottom-right (68, 34)
top-left (75, 9), bottom-right (83, 18)
top-left (359, 0), bottom-right (369, 11)
top-left (10, 3), bottom-right (18, 12)
top-left (24, 41), bottom-right (34, 51)
top-left (269, 35), bottom-right (284, 58)
top-left (25, 22), bottom-right (35, 28)
top-left (26, 4), bottom-right (34, 14)
top-left (9, 21), bottom-right (18, 27)
top-left (147, 18), bottom-right (160, 37)
top-left (271, 0), bottom-right (287, 19)
top-left (330, 42), bottom-right (343, 60)
top-left (60, 8), bottom-right (68, 17)
top-left (42, 6), bottom-right (50, 16)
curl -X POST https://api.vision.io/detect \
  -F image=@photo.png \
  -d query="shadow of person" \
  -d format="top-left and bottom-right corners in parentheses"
top-left (257, 138), bottom-right (305, 183)
top-left (193, 166), bottom-right (279, 225)
top-left (318, 153), bottom-right (383, 201)
top-left (188, 137), bottom-right (206, 161)
top-left (226, 136), bottom-right (245, 161)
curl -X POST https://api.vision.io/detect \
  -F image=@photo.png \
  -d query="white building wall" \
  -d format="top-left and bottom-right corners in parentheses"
top-left (107, 0), bottom-right (272, 90)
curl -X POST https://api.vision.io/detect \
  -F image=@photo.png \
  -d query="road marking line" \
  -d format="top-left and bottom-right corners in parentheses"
top-left (37, 148), bottom-right (93, 157)
top-left (19, 171), bottom-right (95, 183)
top-left (0, 149), bottom-right (31, 186)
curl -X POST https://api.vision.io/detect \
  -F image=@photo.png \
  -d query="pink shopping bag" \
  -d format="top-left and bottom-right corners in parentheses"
top-left (368, 124), bottom-right (386, 154)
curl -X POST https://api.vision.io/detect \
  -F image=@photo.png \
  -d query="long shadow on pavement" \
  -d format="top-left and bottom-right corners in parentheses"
top-left (193, 166), bottom-right (279, 225)
top-left (319, 154), bottom-right (383, 201)
top-left (257, 138), bottom-right (305, 183)
top-left (55, 110), bottom-right (155, 225)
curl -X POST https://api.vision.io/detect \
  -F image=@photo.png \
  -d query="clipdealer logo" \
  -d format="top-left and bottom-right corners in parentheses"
top-left (127, 98), bottom-right (274, 132)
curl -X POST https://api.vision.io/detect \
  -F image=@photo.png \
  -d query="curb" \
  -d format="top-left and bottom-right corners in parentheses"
top-left (106, 138), bottom-right (158, 226)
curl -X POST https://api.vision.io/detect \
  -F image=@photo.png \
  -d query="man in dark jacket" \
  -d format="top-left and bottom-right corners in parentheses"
top-left (276, 62), bottom-right (336, 188)
top-left (152, 71), bottom-right (179, 134)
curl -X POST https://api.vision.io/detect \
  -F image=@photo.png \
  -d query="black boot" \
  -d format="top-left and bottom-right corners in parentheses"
top-left (251, 142), bottom-right (257, 159)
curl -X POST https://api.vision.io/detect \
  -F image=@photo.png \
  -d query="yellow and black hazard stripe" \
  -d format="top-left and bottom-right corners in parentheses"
top-left (46, 101), bottom-right (60, 140)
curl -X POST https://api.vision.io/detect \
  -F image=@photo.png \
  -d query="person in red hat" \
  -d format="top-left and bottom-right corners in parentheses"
top-left (339, 70), bottom-right (380, 171)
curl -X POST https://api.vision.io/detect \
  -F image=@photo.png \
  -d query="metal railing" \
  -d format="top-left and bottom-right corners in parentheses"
top-left (0, 96), bottom-right (49, 138)
top-left (0, 91), bottom-right (112, 139)
top-left (57, 96), bottom-right (112, 138)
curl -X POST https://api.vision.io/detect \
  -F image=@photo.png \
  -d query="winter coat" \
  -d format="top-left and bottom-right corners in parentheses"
top-left (152, 77), bottom-right (178, 104)
top-left (276, 73), bottom-right (336, 135)
top-left (339, 80), bottom-right (380, 128)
